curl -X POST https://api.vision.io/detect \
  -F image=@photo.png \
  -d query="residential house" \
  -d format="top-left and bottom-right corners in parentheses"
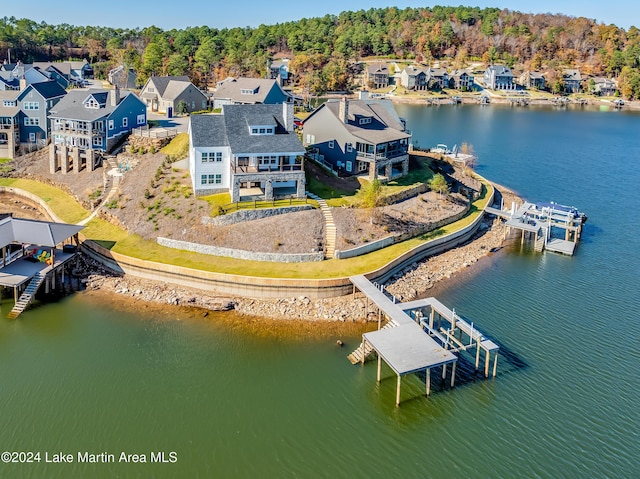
top-left (48, 87), bottom-right (146, 173)
top-left (108, 65), bottom-right (137, 89)
top-left (17, 80), bottom-right (67, 149)
top-left (365, 63), bottom-right (390, 89)
top-left (484, 65), bottom-right (516, 90)
top-left (302, 95), bottom-right (412, 180)
top-left (592, 77), bottom-right (617, 96)
top-left (269, 59), bottom-right (291, 86)
top-left (211, 77), bottom-right (292, 109)
top-left (400, 65), bottom-right (428, 90)
top-left (449, 69), bottom-right (475, 90)
top-left (519, 71), bottom-right (545, 90)
top-left (0, 90), bottom-right (20, 159)
top-left (563, 70), bottom-right (582, 93)
top-left (139, 76), bottom-right (207, 114)
top-left (0, 72), bottom-right (20, 91)
top-left (189, 103), bottom-right (305, 202)
top-left (425, 68), bottom-right (449, 90)
top-left (32, 60), bottom-right (93, 86)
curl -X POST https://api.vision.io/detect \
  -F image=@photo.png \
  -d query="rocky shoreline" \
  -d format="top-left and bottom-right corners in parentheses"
top-left (80, 187), bottom-right (517, 323)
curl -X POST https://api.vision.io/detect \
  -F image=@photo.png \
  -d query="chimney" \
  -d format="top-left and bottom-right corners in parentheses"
top-left (111, 85), bottom-right (120, 107)
top-left (19, 76), bottom-right (27, 91)
top-left (283, 101), bottom-right (294, 132)
top-left (339, 96), bottom-right (349, 124)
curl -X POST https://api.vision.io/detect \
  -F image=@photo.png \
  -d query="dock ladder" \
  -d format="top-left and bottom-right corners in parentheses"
top-left (7, 272), bottom-right (46, 319)
top-left (347, 320), bottom-right (399, 364)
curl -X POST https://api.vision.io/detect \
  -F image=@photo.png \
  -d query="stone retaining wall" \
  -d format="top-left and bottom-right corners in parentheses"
top-left (157, 237), bottom-right (324, 263)
top-left (203, 205), bottom-right (313, 226)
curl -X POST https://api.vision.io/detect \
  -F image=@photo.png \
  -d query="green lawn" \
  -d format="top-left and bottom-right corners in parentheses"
top-left (161, 133), bottom-right (189, 159)
top-left (3, 173), bottom-right (493, 280)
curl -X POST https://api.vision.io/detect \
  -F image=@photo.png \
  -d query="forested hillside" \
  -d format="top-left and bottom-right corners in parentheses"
top-left (2, 6), bottom-right (640, 97)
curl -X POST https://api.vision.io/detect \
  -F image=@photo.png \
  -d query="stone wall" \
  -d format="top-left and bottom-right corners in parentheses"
top-left (157, 237), bottom-right (324, 263)
top-left (203, 205), bottom-right (313, 226)
top-left (127, 135), bottom-right (173, 152)
top-left (335, 236), bottom-right (395, 259)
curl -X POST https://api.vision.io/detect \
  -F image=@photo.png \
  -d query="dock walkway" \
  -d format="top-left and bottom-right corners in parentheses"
top-left (348, 275), bottom-right (500, 405)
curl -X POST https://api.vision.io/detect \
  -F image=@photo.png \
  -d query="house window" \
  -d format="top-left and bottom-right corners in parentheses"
top-left (359, 117), bottom-right (372, 125)
top-left (208, 174), bottom-right (216, 184)
top-left (328, 140), bottom-right (334, 149)
top-left (251, 128), bottom-right (259, 134)
top-left (259, 128), bottom-right (265, 134)
top-left (94, 120), bottom-right (104, 131)
top-left (24, 117), bottom-right (40, 126)
top-left (202, 152), bottom-right (212, 162)
top-left (215, 174), bottom-right (222, 184)
top-left (137, 114), bottom-right (145, 125)
top-left (358, 161), bottom-right (368, 172)
top-left (122, 117), bottom-right (128, 128)
top-left (215, 152), bottom-right (222, 162)
top-left (108, 120), bottom-right (114, 130)
top-left (2, 100), bottom-right (16, 107)
top-left (29, 133), bottom-right (35, 142)
top-left (148, 87), bottom-right (154, 93)
top-left (200, 175), bottom-right (208, 185)
top-left (85, 98), bottom-right (99, 109)
top-left (92, 137), bottom-right (102, 147)
top-left (346, 161), bottom-right (353, 172)
top-left (23, 101), bottom-right (39, 110)
top-left (346, 143), bottom-right (353, 153)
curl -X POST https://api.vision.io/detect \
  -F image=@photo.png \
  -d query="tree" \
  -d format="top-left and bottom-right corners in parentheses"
top-left (428, 173), bottom-right (450, 203)
top-left (356, 179), bottom-right (385, 224)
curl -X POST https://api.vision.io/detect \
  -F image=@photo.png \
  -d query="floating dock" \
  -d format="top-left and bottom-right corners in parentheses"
top-left (348, 275), bottom-right (499, 406)
top-left (485, 201), bottom-right (586, 255)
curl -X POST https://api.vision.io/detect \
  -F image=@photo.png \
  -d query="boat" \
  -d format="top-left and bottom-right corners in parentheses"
top-left (431, 144), bottom-right (450, 154)
top-left (534, 201), bottom-right (587, 224)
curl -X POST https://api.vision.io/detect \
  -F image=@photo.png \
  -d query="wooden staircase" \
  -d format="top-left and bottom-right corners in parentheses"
top-left (347, 320), bottom-right (399, 364)
top-left (7, 272), bottom-right (46, 319)
top-left (307, 192), bottom-right (337, 259)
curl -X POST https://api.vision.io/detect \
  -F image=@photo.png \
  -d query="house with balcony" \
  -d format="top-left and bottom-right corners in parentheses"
top-left (563, 70), bottom-right (582, 93)
top-left (449, 69), bottom-right (475, 90)
top-left (425, 68), bottom-right (449, 90)
top-left (48, 87), bottom-right (146, 173)
top-left (592, 77), bottom-right (616, 96)
top-left (484, 65), bottom-right (516, 90)
top-left (269, 59), bottom-right (291, 86)
top-left (365, 63), bottom-right (390, 89)
top-left (400, 66), bottom-right (428, 90)
top-left (0, 90), bottom-right (20, 159)
top-left (211, 77), bottom-right (292, 109)
top-left (302, 96), bottom-right (411, 180)
top-left (519, 71), bottom-right (545, 90)
top-left (189, 103), bottom-right (305, 202)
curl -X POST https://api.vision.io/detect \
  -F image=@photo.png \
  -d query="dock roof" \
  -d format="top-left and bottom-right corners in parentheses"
top-left (0, 217), bottom-right (84, 248)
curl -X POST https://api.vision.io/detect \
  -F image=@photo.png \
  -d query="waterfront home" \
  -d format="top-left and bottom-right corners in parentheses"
top-left (302, 95), bottom-right (411, 180)
top-left (563, 70), bottom-right (582, 93)
top-left (426, 68), bottom-right (449, 90)
top-left (212, 77), bottom-right (293, 109)
top-left (519, 71), bottom-right (546, 90)
top-left (269, 59), bottom-right (291, 86)
top-left (592, 77), bottom-right (617, 96)
top-left (188, 103), bottom-right (305, 202)
top-left (108, 65), bottom-right (137, 90)
top-left (32, 60), bottom-right (93, 86)
top-left (365, 63), bottom-right (390, 89)
top-left (484, 65), bottom-right (516, 90)
top-left (400, 65), bottom-right (428, 90)
top-left (139, 76), bottom-right (207, 114)
top-left (48, 87), bottom-right (146, 172)
top-left (449, 69), bottom-right (475, 90)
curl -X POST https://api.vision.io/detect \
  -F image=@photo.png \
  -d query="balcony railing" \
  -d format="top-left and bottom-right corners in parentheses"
top-left (356, 148), bottom-right (408, 161)
top-left (0, 123), bottom-right (18, 130)
top-left (231, 163), bottom-right (304, 174)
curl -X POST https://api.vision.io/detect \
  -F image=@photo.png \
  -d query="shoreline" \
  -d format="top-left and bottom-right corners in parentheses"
top-left (80, 185), bottom-right (518, 323)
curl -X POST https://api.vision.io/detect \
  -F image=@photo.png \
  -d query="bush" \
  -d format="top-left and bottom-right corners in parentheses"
top-left (149, 145), bottom-right (156, 154)
top-left (138, 146), bottom-right (145, 154)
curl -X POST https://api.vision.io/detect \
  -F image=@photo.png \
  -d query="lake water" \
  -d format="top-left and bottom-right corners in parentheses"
top-left (1, 104), bottom-right (639, 478)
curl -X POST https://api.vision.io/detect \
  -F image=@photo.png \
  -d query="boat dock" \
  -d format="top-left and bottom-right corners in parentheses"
top-left (348, 275), bottom-right (500, 406)
top-left (485, 200), bottom-right (585, 255)
top-left (0, 217), bottom-right (84, 318)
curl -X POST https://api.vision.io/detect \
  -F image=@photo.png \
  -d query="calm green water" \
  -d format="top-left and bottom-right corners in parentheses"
top-left (1, 104), bottom-right (639, 478)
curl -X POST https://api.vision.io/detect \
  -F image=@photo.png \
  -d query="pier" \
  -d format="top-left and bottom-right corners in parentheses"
top-left (0, 217), bottom-right (83, 318)
top-left (485, 200), bottom-right (585, 255)
top-left (348, 275), bottom-right (500, 406)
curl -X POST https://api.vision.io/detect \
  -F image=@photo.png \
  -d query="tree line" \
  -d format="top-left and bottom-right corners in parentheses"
top-left (2, 6), bottom-right (640, 98)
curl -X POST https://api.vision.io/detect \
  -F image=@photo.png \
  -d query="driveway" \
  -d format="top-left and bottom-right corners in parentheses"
top-left (146, 112), bottom-right (190, 133)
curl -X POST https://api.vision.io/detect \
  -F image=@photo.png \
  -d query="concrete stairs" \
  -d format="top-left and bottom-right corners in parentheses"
top-left (347, 320), bottom-right (399, 364)
top-left (307, 192), bottom-right (337, 260)
top-left (7, 272), bottom-right (46, 319)
top-left (78, 156), bottom-right (121, 226)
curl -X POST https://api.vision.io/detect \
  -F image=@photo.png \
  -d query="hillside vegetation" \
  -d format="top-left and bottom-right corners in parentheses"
top-left (2, 6), bottom-right (640, 97)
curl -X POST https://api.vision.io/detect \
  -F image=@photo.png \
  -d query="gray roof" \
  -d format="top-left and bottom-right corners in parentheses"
top-left (367, 63), bottom-right (389, 75)
top-left (0, 217), bottom-right (84, 249)
top-left (402, 65), bottom-right (426, 77)
top-left (450, 69), bottom-right (473, 79)
top-left (148, 76), bottom-right (191, 97)
top-left (564, 69), bottom-right (582, 81)
top-left (322, 99), bottom-right (411, 144)
top-left (427, 68), bottom-right (448, 77)
top-left (213, 77), bottom-right (286, 104)
top-left (487, 65), bottom-right (514, 77)
top-left (49, 89), bottom-right (131, 121)
top-left (26, 80), bottom-right (67, 99)
top-left (190, 104), bottom-right (304, 155)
